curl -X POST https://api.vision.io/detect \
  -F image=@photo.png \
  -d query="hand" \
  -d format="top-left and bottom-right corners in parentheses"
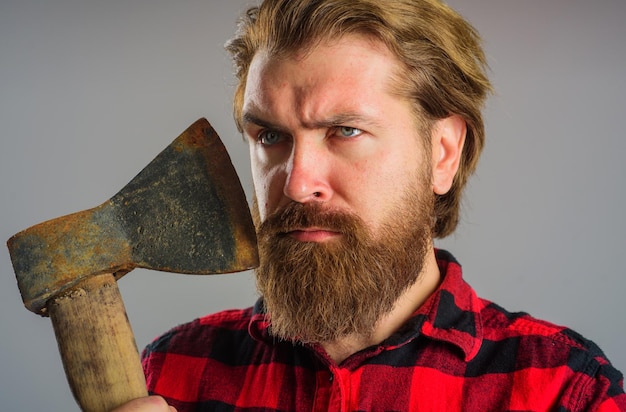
top-left (110, 395), bottom-right (177, 412)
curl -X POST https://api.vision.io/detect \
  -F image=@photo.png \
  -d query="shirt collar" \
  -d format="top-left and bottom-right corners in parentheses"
top-left (248, 249), bottom-right (484, 362)
top-left (249, 299), bottom-right (271, 342)
top-left (411, 249), bottom-right (484, 361)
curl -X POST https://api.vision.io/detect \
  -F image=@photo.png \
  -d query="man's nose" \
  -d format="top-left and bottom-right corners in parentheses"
top-left (283, 142), bottom-right (330, 203)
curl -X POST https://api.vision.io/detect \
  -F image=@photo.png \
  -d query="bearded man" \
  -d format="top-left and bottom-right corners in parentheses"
top-left (116, 0), bottom-right (626, 411)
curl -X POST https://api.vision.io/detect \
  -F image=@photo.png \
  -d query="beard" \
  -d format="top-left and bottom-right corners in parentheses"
top-left (253, 182), bottom-right (434, 345)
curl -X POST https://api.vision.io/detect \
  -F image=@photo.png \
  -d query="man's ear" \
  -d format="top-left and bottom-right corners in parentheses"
top-left (431, 115), bottom-right (466, 195)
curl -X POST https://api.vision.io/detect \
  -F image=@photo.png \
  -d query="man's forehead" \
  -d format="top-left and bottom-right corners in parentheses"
top-left (242, 36), bottom-right (404, 130)
top-left (246, 33), bottom-right (397, 80)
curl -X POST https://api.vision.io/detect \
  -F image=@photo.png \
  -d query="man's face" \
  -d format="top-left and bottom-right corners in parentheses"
top-left (243, 35), bottom-right (431, 238)
top-left (241, 35), bottom-right (436, 342)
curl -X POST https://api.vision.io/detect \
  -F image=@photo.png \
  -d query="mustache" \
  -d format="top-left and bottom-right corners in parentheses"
top-left (258, 202), bottom-right (363, 237)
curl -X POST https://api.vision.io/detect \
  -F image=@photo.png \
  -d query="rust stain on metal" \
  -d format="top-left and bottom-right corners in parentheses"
top-left (7, 118), bottom-right (258, 316)
top-left (8, 204), bottom-right (133, 315)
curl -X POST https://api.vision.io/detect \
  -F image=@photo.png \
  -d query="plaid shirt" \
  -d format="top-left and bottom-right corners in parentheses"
top-left (142, 250), bottom-right (626, 411)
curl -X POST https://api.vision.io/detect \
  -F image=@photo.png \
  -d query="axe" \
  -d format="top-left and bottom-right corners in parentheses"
top-left (6, 118), bottom-right (258, 411)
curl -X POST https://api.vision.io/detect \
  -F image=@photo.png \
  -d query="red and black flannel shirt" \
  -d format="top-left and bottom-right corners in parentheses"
top-left (142, 250), bottom-right (626, 411)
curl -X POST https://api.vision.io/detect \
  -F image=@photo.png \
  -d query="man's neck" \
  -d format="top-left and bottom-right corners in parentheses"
top-left (320, 248), bottom-right (441, 364)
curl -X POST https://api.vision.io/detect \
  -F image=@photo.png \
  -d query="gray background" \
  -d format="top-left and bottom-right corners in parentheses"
top-left (1, 1), bottom-right (624, 410)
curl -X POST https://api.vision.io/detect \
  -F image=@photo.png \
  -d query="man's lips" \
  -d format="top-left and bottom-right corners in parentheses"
top-left (285, 228), bottom-right (342, 242)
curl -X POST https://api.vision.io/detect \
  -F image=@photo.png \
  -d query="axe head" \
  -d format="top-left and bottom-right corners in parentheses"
top-left (7, 118), bottom-right (258, 315)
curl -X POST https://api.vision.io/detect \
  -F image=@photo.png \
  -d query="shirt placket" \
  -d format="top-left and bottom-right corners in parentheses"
top-left (315, 364), bottom-right (364, 412)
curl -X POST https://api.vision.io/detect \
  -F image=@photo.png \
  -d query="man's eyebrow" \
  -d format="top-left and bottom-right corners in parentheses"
top-left (242, 112), bottom-right (381, 130)
top-left (310, 113), bottom-right (381, 129)
top-left (241, 112), bottom-right (284, 132)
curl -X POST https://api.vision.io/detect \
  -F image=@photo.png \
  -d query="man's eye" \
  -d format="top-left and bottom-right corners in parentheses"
top-left (337, 127), bottom-right (363, 138)
top-left (259, 130), bottom-right (282, 145)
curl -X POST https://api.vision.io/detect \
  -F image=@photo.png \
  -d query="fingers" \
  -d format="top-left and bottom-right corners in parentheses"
top-left (110, 395), bottom-right (177, 412)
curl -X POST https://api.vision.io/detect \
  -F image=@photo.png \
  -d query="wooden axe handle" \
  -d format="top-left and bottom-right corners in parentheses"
top-left (48, 273), bottom-right (147, 411)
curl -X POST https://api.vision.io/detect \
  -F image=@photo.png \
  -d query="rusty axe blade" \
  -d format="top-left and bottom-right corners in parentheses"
top-left (6, 118), bottom-right (258, 411)
top-left (8, 118), bottom-right (258, 315)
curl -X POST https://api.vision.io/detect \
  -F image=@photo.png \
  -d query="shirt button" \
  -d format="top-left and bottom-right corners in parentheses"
top-left (329, 374), bottom-right (334, 382)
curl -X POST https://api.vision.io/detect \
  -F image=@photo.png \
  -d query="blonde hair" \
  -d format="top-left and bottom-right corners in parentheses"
top-left (226, 0), bottom-right (492, 237)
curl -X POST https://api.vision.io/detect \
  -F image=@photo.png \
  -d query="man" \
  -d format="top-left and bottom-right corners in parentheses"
top-left (116, 0), bottom-right (626, 410)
